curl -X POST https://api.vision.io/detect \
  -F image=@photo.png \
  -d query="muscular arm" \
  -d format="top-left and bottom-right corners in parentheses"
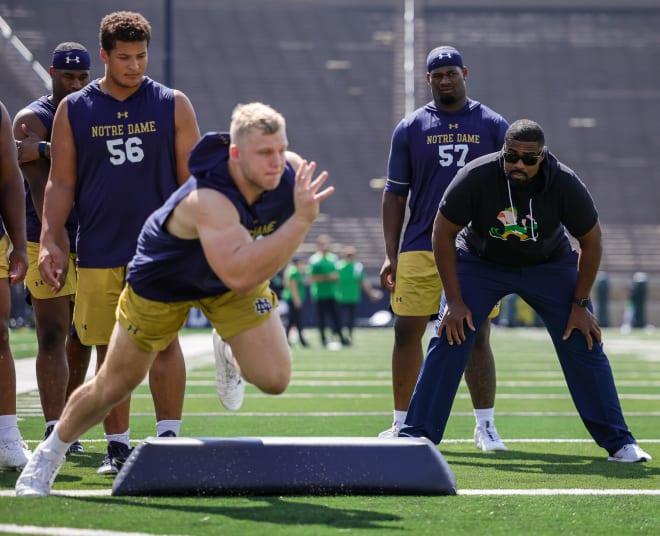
top-left (39, 100), bottom-right (76, 290)
top-left (432, 210), bottom-right (473, 344)
top-left (574, 222), bottom-right (602, 300)
top-left (562, 221), bottom-right (603, 349)
top-left (13, 109), bottom-right (50, 220)
top-left (168, 160), bottom-right (334, 295)
top-left (173, 90), bottom-right (201, 185)
top-left (0, 103), bottom-right (27, 283)
top-left (380, 191), bottom-right (406, 290)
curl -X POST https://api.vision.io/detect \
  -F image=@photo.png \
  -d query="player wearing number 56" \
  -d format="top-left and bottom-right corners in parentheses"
top-left (37, 11), bottom-right (201, 473)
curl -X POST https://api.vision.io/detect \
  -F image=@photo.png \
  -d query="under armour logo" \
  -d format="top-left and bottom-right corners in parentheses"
top-left (127, 324), bottom-right (139, 335)
top-left (395, 296), bottom-right (403, 303)
top-left (65, 56), bottom-right (81, 64)
top-left (254, 298), bottom-right (273, 315)
top-left (448, 123), bottom-right (458, 129)
top-left (117, 111), bottom-right (128, 119)
top-left (437, 52), bottom-right (453, 60)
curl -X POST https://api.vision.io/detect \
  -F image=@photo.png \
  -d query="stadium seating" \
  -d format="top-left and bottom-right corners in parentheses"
top-left (0, 0), bottom-right (659, 280)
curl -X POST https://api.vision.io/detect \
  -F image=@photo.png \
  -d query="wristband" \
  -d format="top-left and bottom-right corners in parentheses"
top-left (38, 141), bottom-right (49, 159)
top-left (573, 297), bottom-right (589, 308)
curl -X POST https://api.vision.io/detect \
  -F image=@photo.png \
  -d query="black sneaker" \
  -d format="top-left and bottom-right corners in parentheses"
top-left (68, 440), bottom-right (84, 454)
top-left (158, 430), bottom-right (177, 438)
top-left (96, 441), bottom-right (131, 475)
top-left (45, 424), bottom-right (85, 454)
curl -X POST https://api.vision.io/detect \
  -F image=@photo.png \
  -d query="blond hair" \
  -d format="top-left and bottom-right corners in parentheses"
top-left (230, 102), bottom-right (286, 143)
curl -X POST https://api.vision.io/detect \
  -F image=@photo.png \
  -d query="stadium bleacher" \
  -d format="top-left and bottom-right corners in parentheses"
top-left (0, 0), bottom-right (659, 281)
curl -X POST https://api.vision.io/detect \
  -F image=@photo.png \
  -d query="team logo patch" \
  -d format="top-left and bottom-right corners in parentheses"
top-left (254, 298), bottom-right (273, 315)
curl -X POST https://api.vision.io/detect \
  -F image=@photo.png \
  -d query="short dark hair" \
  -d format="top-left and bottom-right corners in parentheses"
top-left (99, 11), bottom-right (151, 52)
top-left (504, 119), bottom-right (545, 146)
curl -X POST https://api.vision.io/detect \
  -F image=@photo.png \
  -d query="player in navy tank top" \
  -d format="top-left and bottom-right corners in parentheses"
top-left (13, 42), bottom-right (92, 450)
top-left (17, 102), bottom-right (335, 496)
top-left (379, 46), bottom-right (509, 449)
top-left (36, 11), bottom-right (201, 474)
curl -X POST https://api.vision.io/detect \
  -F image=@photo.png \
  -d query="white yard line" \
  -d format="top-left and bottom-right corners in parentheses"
top-left (0, 523), bottom-right (188, 536)
top-left (458, 489), bottom-right (660, 495)
top-left (15, 334), bottom-right (215, 395)
top-left (2, 488), bottom-right (659, 499)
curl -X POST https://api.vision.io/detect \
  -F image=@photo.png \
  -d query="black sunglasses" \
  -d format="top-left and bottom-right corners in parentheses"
top-left (502, 148), bottom-right (544, 166)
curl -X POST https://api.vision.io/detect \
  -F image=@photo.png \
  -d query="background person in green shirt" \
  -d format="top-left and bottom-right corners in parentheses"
top-left (307, 234), bottom-right (348, 348)
top-left (336, 245), bottom-right (383, 345)
top-left (281, 257), bottom-right (309, 347)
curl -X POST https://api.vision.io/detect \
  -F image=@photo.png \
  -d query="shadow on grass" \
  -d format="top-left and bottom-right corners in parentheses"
top-left (442, 448), bottom-right (660, 480)
top-left (77, 495), bottom-right (403, 530)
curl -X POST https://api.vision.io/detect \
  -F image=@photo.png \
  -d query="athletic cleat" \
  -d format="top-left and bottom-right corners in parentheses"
top-left (0, 437), bottom-right (31, 471)
top-left (213, 329), bottom-right (245, 411)
top-left (474, 422), bottom-right (508, 451)
top-left (68, 441), bottom-right (85, 454)
top-left (378, 422), bottom-right (402, 439)
top-left (96, 441), bottom-right (131, 475)
top-left (608, 443), bottom-right (652, 463)
top-left (15, 443), bottom-right (64, 496)
top-left (44, 424), bottom-right (84, 454)
top-left (158, 430), bottom-right (177, 438)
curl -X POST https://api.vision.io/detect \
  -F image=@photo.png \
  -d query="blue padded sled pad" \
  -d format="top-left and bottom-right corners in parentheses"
top-left (111, 436), bottom-right (456, 496)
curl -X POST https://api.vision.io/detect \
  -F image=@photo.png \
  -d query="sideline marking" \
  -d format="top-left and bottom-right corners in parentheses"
top-left (459, 489), bottom-right (660, 495)
top-left (19, 437), bottom-right (660, 445)
top-left (2, 488), bottom-right (659, 498)
top-left (0, 522), bottom-right (188, 536)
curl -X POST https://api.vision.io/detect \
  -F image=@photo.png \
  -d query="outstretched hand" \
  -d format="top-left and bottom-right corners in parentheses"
top-left (562, 306), bottom-right (602, 350)
top-left (293, 160), bottom-right (334, 223)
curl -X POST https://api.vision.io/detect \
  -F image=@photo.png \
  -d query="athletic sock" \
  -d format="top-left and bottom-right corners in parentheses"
top-left (156, 420), bottom-right (181, 437)
top-left (0, 414), bottom-right (21, 441)
top-left (474, 408), bottom-right (495, 428)
top-left (394, 410), bottom-right (407, 428)
top-left (105, 430), bottom-right (130, 448)
top-left (43, 427), bottom-right (72, 458)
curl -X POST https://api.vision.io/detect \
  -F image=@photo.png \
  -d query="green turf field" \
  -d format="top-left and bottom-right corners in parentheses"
top-left (1, 326), bottom-right (659, 535)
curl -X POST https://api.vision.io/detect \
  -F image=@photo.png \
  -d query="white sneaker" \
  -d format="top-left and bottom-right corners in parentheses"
top-left (0, 437), bottom-right (31, 471)
top-left (213, 329), bottom-right (245, 411)
top-left (378, 422), bottom-right (401, 438)
top-left (608, 443), bottom-right (652, 463)
top-left (15, 443), bottom-right (65, 497)
top-left (474, 423), bottom-right (508, 451)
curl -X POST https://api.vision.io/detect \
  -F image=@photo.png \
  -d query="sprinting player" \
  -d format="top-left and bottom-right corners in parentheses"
top-left (36, 11), bottom-right (200, 474)
top-left (380, 45), bottom-right (509, 450)
top-left (13, 42), bottom-right (93, 454)
top-left (0, 99), bottom-right (29, 471)
top-left (400, 119), bottom-right (651, 464)
top-left (16, 101), bottom-right (334, 496)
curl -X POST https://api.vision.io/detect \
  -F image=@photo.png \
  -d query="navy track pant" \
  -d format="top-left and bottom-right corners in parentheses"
top-left (401, 250), bottom-right (635, 455)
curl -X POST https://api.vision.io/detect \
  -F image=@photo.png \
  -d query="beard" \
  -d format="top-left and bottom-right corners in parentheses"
top-left (438, 94), bottom-right (458, 106)
top-left (505, 171), bottom-right (535, 187)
